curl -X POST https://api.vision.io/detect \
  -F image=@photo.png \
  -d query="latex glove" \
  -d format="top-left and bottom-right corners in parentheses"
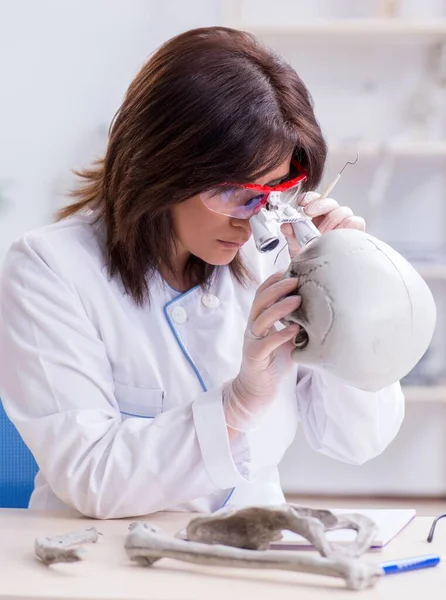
top-left (280, 191), bottom-right (366, 260)
top-left (223, 272), bottom-right (300, 433)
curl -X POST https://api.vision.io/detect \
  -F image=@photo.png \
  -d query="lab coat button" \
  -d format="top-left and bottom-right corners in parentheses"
top-left (201, 293), bottom-right (220, 309)
top-left (170, 306), bottom-right (187, 324)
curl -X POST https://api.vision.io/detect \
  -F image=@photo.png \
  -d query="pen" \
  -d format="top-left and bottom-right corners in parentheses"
top-left (379, 554), bottom-right (443, 575)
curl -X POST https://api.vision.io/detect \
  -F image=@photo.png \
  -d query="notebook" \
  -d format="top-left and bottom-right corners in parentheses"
top-left (270, 508), bottom-right (416, 551)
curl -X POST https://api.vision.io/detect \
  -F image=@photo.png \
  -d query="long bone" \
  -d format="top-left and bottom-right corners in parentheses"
top-left (124, 521), bottom-right (382, 591)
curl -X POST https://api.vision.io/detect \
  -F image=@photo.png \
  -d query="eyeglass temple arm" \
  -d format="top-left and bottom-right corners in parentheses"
top-left (427, 513), bottom-right (446, 542)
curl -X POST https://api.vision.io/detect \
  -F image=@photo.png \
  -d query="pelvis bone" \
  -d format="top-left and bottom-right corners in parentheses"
top-left (281, 229), bottom-right (436, 391)
top-left (183, 504), bottom-right (378, 557)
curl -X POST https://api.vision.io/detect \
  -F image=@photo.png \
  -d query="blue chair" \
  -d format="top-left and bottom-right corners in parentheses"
top-left (0, 399), bottom-right (38, 508)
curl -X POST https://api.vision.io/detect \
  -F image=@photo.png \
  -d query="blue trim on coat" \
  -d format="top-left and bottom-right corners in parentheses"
top-left (222, 488), bottom-right (234, 506)
top-left (163, 286), bottom-right (207, 393)
top-left (162, 286), bottom-right (236, 506)
top-left (120, 411), bottom-right (155, 419)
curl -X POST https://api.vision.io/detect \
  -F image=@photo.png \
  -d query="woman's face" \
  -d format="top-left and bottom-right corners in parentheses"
top-left (170, 154), bottom-right (293, 267)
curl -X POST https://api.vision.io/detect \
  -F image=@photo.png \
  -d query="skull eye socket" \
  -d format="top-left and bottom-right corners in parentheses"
top-left (294, 327), bottom-right (309, 350)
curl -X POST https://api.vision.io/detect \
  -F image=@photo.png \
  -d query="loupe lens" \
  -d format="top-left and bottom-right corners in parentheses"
top-left (259, 238), bottom-right (280, 252)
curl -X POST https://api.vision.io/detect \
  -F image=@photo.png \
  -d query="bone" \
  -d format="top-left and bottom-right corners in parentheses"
top-left (288, 505), bottom-right (379, 558)
top-left (35, 527), bottom-right (100, 565)
top-left (182, 505), bottom-right (378, 558)
top-left (282, 229), bottom-right (436, 392)
top-left (125, 522), bottom-right (382, 591)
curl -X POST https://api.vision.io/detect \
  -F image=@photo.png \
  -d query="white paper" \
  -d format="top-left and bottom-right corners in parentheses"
top-left (271, 508), bottom-right (416, 549)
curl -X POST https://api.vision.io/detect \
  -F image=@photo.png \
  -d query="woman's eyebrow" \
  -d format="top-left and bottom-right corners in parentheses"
top-left (265, 171), bottom-right (290, 186)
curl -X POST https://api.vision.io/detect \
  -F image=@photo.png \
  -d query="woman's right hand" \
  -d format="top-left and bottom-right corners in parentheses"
top-left (223, 272), bottom-right (301, 433)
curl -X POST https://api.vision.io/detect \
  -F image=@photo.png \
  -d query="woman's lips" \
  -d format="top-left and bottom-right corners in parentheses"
top-left (217, 239), bottom-right (246, 249)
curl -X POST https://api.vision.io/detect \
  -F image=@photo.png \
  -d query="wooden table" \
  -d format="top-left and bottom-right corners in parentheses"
top-left (0, 508), bottom-right (444, 599)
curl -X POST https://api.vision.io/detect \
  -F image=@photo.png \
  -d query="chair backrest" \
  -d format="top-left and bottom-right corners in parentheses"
top-left (0, 400), bottom-right (38, 508)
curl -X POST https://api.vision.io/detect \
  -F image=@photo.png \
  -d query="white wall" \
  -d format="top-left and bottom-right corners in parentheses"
top-left (2, 0), bottom-right (446, 497)
top-left (231, 0), bottom-right (446, 497)
top-left (0, 0), bottom-right (222, 258)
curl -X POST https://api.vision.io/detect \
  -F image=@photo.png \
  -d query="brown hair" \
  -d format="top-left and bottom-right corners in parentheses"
top-left (59, 26), bottom-right (327, 304)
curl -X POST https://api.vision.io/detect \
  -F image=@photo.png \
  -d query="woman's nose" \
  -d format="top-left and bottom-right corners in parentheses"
top-left (231, 217), bottom-right (251, 233)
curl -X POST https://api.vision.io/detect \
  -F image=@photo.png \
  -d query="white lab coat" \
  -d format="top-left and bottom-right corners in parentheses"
top-left (0, 213), bottom-right (404, 519)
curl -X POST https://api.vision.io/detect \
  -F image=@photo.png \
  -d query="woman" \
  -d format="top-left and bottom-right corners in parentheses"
top-left (0, 27), bottom-right (404, 518)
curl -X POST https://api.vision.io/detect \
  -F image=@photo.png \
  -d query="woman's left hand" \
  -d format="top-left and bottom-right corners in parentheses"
top-left (280, 191), bottom-right (366, 260)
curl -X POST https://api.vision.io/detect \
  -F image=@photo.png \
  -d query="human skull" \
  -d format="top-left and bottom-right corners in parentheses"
top-left (281, 229), bottom-right (436, 392)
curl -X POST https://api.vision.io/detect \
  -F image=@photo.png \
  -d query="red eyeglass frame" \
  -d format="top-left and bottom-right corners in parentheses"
top-left (201, 158), bottom-right (309, 220)
top-left (236, 157), bottom-right (308, 192)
